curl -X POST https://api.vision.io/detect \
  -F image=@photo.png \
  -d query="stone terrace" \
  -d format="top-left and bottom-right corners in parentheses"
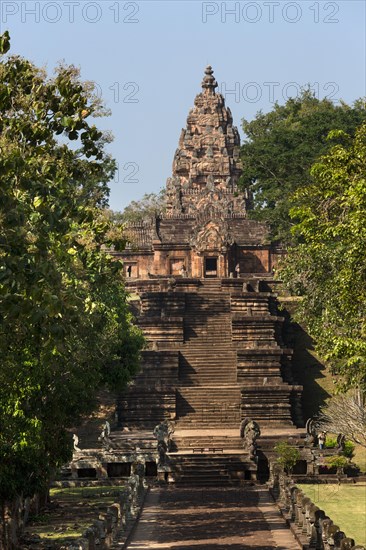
top-left (110, 276), bottom-right (304, 483)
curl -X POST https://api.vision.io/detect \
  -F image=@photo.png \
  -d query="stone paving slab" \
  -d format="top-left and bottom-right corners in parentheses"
top-left (125, 485), bottom-right (300, 549)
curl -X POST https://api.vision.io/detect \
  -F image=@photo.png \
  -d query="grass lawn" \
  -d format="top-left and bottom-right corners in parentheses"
top-left (298, 484), bottom-right (366, 546)
top-left (24, 485), bottom-right (127, 546)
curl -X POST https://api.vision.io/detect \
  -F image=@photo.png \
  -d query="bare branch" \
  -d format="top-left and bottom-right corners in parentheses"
top-left (315, 389), bottom-right (366, 448)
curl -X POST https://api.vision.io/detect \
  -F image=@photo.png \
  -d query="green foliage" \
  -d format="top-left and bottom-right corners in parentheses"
top-left (324, 438), bottom-right (337, 449)
top-left (324, 438), bottom-right (354, 457)
top-left (343, 441), bottom-right (355, 459)
top-left (274, 441), bottom-right (301, 474)
top-left (239, 90), bottom-right (366, 243)
top-left (0, 30), bottom-right (10, 54)
top-left (325, 455), bottom-right (349, 470)
top-left (279, 122), bottom-right (366, 390)
top-left (116, 189), bottom-right (166, 223)
top-left (0, 33), bottom-right (144, 505)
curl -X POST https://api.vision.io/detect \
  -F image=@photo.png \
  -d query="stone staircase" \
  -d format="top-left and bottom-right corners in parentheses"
top-left (171, 434), bottom-right (243, 452)
top-left (175, 386), bottom-right (241, 427)
top-left (169, 453), bottom-right (252, 485)
top-left (113, 277), bottom-right (304, 485)
top-left (176, 288), bottom-right (240, 428)
top-left (179, 292), bottom-right (237, 385)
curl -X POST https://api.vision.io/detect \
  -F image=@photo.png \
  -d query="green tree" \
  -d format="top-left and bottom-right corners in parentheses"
top-left (279, 122), bottom-right (366, 390)
top-left (0, 32), bottom-right (144, 543)
top-left (239, 90), bottom-right (366, 243)
top-left (325, 455), bottom-right (349, 474)
top-left (274, 441), bottom-right (301, 475)
top-left (116, 189), bottom-right (166, 223)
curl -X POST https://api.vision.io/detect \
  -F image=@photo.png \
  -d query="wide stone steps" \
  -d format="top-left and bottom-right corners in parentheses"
top-left (181, 295), bottom-right (237, 387)
top-left (179, 372), bottom-right (237, 384)
top-left (181, 351), bottom-right (235, 358)
top-left (179, 350), bottom-right (237, 385)
top-left (179, 370), bottom-right (237, 383)
top-left (180, 347), bottom-right (237, 357)
top-left (176, 386), bottom-right (241, 426)
top-left (172, 435), bottom-right (243, 452)
top-left (177, 389), bottom-right (240, 399)
top-left (108, 431), bottom-right (157, 451)
top-left (185, 323), bottom-right (232, 331)
top-left (179, 378), bottom-right (237, 385)
top-left (176, 390), bottom-right (241, 401)
top-left (179, 369), bottom-right (236, 376)
top-left (241, 385), bottom-right (294, 425)
top-left (169, 453), bottom-right (253, 485)
top-left (116, 280), bottom-right (302, 444)
top-left (183, 335), bottom-right (233, 342)
top-left (185, 320), bottom-right (232, 329)
top-left (118, 391), bottom-right (176, 427)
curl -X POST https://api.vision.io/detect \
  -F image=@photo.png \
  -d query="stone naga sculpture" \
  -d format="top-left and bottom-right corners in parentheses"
top-left (99, 420), bottom-right (112, 450)
top-left (153, 420), bottom-right (175, 466)
top-left (305, 418), bottom-right (317, 447)
top-left (240, 417), bottom-right (261, 459)
top-left (73, 433), bottom-right (81, 452)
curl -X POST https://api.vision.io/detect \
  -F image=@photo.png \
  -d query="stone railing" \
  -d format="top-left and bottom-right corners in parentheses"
top-left (62, 474), bottom-right (147, 550)
top-left (270, 471), bottom-right (365, 550)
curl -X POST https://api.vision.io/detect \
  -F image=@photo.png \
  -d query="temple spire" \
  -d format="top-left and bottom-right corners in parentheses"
top-left (201, 65), bottom-right (218, 94)
top-left (165, 65), bottom-right (247, 216)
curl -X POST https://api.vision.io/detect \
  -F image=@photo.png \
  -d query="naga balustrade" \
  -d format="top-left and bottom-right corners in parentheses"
top-left (60, 473), bottom-right (147, 550)
top-left (270, 470), bottom-right (365, 550)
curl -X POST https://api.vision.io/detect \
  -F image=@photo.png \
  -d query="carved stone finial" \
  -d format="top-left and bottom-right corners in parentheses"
top-left (201, 65), bottom-right (218, 93)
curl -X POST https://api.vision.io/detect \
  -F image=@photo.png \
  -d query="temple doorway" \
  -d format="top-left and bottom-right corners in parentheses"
top-left (204, 257), bottom-right (218, 277)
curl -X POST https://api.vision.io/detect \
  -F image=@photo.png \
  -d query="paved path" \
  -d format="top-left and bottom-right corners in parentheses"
top-left (125, 485), bottom-right (300, 549)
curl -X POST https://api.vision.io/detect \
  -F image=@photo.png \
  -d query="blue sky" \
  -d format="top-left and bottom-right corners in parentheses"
top-left (2, 0), bottom-right (365, 210)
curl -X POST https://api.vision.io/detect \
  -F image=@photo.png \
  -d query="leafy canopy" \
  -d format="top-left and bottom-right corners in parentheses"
top-left (274, 441), bottom-right (301, 475)
top-left (113, 189), bottom-right (166, 223)
top-left (239, 90), bottom-right (366, 243)
top-left (0, 32), bottom-right (144, 504)
top-left (279, 122), bottom-right (366, 390)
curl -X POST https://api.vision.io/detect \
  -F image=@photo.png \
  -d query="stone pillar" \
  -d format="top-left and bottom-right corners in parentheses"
top-left (301, 497), bottom-right (311, 535)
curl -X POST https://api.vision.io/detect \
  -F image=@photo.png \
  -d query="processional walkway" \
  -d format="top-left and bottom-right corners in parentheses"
top-left (125, 485), bottom-right (300, 549)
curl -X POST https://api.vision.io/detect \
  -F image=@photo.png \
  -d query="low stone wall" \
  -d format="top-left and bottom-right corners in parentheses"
top-left (49, 474), bottom-right (147, 550)
top-left (270, 472), bottom-right (365, 549)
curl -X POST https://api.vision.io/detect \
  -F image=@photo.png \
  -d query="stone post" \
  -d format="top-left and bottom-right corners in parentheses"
top-left (289, 487), bottom-right (299, 522)
top-left (332, 529), bottom-right (346, 549)
top-left (340, 539), bottom-right (355, 550)
top-left (301, 496), bottom-right (311, 535)
top-left (83, 528), bottom-right (96, 550)
top-left (295, 490), bottom-right (304, 527)
top-left (313, 508), bottom-right (326, 550)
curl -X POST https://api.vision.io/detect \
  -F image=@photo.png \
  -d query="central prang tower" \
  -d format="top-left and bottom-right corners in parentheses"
top-left (166, 66), bottom-right (247, 217)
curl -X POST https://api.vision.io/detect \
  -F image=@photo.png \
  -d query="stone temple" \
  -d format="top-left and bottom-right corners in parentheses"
top-left (70, 67), bottom-right (306, 484)
top-left (122, 65), bottom-right (275, 279)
